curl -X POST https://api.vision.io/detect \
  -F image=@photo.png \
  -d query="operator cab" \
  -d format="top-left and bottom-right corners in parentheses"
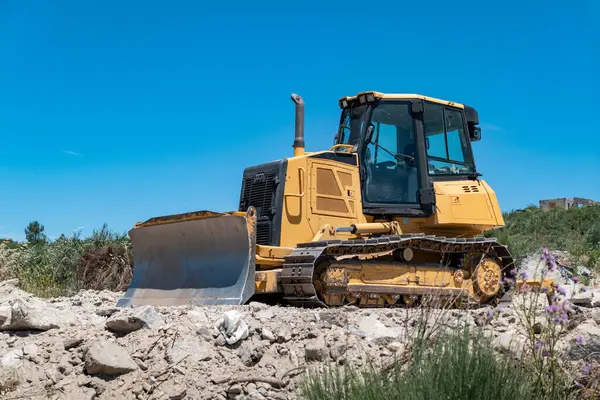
top-left (334, 91), bottom-right (482, 218)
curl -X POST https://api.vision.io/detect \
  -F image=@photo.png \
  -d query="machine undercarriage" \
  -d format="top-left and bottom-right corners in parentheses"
top-left (280, 234), bottom-right (513, 309)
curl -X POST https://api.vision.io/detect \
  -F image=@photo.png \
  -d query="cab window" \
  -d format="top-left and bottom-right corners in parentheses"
top-left (423, 102), bottom-right (474, 175)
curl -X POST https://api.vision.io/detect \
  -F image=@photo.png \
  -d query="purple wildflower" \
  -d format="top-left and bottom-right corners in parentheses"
top-left (546, 304), bottom-right (560, 313)
top-left (535, 339), bottom-right (547, 351)
top-left (553, 312), bottom-right (568, 324)
top-left (583, 363), bottom-right (593, 375)
top-left (540, 248), bottom-right (557, 272)
top-left (576, 336), bottom-right (585, 345)
top-left (572, 276), bottom-right (580, 282)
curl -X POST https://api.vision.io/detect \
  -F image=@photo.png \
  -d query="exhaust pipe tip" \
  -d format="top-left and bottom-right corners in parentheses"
top-left (291, 93), bottom-right (305, 156)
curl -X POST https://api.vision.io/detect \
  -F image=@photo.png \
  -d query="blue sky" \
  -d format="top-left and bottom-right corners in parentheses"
top-left (1, 0), bottom-right (599, 241)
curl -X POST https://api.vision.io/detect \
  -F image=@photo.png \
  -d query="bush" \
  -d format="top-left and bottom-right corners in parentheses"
top-left (1, 223), bottom-right (132, 297)
top-left (0, 241), bottom-right (23, 281)
top-left (484, 205), bottom-right (600, 269)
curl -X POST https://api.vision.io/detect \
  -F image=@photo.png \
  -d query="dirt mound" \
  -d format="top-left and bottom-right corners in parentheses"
top-left (76, 245), bottom-right (133, 292)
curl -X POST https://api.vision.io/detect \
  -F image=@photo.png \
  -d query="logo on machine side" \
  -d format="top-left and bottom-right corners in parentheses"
top-left (253, 172), bottom-right (266, 184)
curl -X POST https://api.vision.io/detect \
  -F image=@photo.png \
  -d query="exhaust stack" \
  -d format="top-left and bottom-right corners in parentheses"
top-left (291, 93), bottom-right (305, 157)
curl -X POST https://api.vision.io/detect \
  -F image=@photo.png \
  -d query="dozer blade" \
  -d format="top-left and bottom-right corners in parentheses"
top-left (116, 207), bottom-right (257, 307)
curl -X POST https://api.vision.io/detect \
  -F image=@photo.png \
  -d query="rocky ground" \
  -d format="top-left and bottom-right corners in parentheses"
top-left (2, 272), bottom-right (600, 400)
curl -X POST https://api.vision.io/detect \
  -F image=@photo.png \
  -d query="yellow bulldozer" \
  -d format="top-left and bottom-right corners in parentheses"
top-left (117, 91), bottom-right (548, 309)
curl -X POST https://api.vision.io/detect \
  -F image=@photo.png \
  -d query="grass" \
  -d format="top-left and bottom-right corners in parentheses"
top-left (484, 204), bottom-right (600, 269)
top-left (299, 326), bottom-right (568, 400)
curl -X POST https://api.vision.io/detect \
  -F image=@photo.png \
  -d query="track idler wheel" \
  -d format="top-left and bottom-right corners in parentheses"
top-left (472, 256), bottom-right (503, 302)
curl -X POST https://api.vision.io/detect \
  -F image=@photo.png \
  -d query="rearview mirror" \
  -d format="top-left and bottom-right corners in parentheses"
top-left (471, 127), bottom-right (481, 141)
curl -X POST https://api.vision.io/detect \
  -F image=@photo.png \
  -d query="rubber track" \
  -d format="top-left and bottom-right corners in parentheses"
top-left (280, 233), bottom-right (513, 308)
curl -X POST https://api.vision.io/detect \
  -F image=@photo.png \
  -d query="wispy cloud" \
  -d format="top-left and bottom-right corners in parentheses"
top-left (480, 122), bottom-right (506, 133)
top-left (63, 150), bottom-right (84, 157)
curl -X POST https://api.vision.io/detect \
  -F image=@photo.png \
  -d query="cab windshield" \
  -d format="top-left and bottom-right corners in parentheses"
top-left (337, 104), bottom-right (367, 148)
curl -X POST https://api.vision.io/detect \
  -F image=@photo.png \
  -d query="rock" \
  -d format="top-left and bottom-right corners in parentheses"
top-left (269, 392), bottom-right (288, 400)
top-left (1, 348), bottom-right (24, 367)
top-left (160, 376), bottom-right (187, 400)
top-left (0, 305), bottom-right (11, 326)
top-left (572, 289), bottom-right (600, 308)
top-left (329, 343), bottom-right (347, 361)
top-left (246, 383), bottom-right (257, 393)
top-left (2, 298), bottom-right (78, 331)
top-left (196, 326), bottom-right (214, 342)
top-left (64, 337), bottom-right (84, 350)
top-left (134, 358), bottom-right (148, 371)
top-left (84, 340), bottom-right (138, 375)
top-left (238, 339), bottom-right (265, 366)
top-left (318, 310), bottom-right (348, 327)
top-left (261, 328), bottom-right (275, 342)
top-left (276, 329), bottom-right (292, 343)
top-left (493, 330), bottom-right (526, 353)
top-left (565, 321), bottom-right (600, 360)
top-left (356, 315), bottom-right (401, 342)
top-left (187, 308), bottom-right (209, 325)
top-left (255, 309), bottom-right (275, 321)
top-left (305, 341), bottom-right (327, 362)
top-left (228, 384), bottom-right (243, 395)
top-left (248, 392), bottom-right (266, 400)
top-left (22, 343), bottom-right (38, 358)
top-left (249, 301), bottom-right (268, 311)
top-left (166, 336), bottom-right (215, 364)
top-left (95, 308), bottom-right (118, 317)
top-left (211, 375), bottom-right (230, 384)
top-left (0, 366), bottom-right (20, 393)
top-left (105, 305), bottom-right (164, 333)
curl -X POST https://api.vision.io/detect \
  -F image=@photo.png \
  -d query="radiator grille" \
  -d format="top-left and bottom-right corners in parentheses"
top-left (240, 172), bottom-right (276, 217)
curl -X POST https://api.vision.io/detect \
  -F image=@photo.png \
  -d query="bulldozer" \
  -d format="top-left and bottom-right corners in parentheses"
top-left (117, 91), bottom-right (549, 309)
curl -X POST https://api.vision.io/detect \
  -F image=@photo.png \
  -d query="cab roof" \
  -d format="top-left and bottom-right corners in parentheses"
top-left (339, 91), bottom-right (465, 109)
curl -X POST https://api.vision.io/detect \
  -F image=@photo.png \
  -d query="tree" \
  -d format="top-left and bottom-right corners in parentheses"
top-left (24, 221), bottom-right (47, 245)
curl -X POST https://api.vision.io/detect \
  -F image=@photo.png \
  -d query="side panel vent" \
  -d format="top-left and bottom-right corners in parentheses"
top-left (462, 185), bottom-right (480, 193)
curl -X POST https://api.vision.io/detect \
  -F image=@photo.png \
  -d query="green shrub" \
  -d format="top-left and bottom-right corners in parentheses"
top-left (484, 205), bottom-right (600, 269)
